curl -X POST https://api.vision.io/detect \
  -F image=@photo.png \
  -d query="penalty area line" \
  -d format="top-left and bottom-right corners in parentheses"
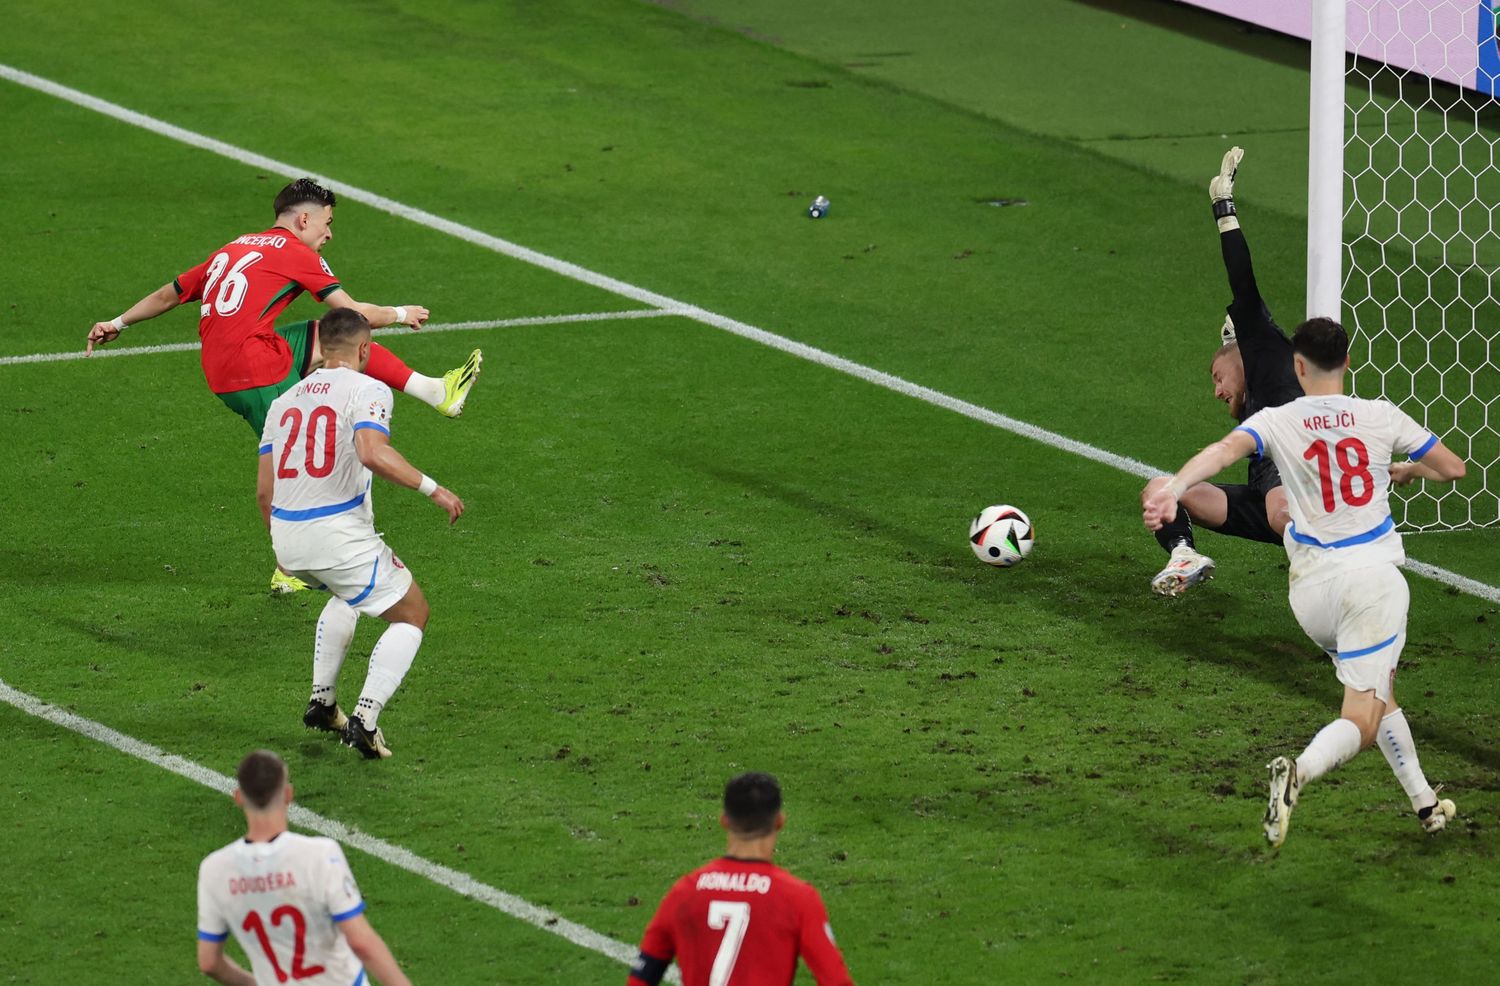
top-left (0, 309), bottom-right (681, 367)
top-left (4, 62), bottom-right (1496, 605)
top-left (0, 679), bottom-right (677, 982)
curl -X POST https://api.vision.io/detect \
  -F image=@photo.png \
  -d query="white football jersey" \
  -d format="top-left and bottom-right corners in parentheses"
top-left (260, 367), bottom-right (393, 569)
top-left (197, 832), bottom-right (365, 986)
top-left (1237, 394), bottom-right (1436, 585)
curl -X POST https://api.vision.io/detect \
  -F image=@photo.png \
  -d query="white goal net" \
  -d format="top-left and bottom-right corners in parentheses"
top-left (1332, 0), bottom-right (1500, 531)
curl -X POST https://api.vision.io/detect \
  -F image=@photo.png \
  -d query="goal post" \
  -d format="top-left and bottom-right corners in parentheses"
top-left (1311, 0), bottom-right (1500, 532)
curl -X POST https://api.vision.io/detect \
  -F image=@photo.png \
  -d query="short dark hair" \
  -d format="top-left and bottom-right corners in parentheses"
top-left (274, 177), bottom-right (337, 217)
top-left (318, 308), bottom-right (372, 350)
top-left (723, 772), bottom-right (782, 836)
top-left (237, 750), bottom-right (288, 810)
top-left (1292, 316), bottom-right (1349, 372)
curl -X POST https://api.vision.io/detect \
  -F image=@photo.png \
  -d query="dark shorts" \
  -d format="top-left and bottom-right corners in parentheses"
top-left (1206, 481), bottom-right (1283, 545)
top-left (213, 321), bottom-right (316, 434)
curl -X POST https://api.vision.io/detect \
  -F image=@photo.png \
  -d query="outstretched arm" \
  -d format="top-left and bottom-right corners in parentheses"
top-left (1210, 146), bottom-right (1262, 309)
top-left (339, 915), bottom-right (413, 986)
top-left (1390, 439), bottom-right (1467, 485)
top-left (353, 428), bottom-right (464, 524)
top-left (1142, 429), bottom-right (1259, 530)
top-left (86, 282), bottom-right (181, 354)
top-left (196, 939), bottom-right (255, 986)
top-left (321, 288), bottom-right (429, 330)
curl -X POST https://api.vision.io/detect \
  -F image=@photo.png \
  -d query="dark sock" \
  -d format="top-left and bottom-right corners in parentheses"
top-left (1154, 509), bottom-right (1194, 553)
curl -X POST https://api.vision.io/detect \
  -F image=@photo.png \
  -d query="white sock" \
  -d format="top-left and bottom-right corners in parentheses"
top-left (311, 597), bottom-right (358, 704)
top-left (355, 623), bottom-right (423, 727)
top-left (1295, 717), bottom-right (1363, 787)
top-left (1376, 708), bottom-right (1437, 811)
top-left (402, 372), bottom-right (444, 408)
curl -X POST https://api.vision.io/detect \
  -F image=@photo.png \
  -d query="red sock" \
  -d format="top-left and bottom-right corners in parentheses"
top-left (365, 342), bottom-right (415, 391)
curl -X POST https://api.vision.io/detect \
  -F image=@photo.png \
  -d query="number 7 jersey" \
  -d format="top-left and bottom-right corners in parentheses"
top-left (1236, 394), bottom-right (1437, 585)
top-left (261, 367), bottom-right (393, 570)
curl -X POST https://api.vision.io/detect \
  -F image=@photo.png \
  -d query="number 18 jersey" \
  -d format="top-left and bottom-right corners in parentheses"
top-left (260, 367), bottom-right (393, 571)
top-left (197, 832), bottom-right (366, 986)
top-left (1237, 394), bottom-right (1436, 585)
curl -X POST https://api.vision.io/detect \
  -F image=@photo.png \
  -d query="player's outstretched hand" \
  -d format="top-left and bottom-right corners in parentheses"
top-left (401, 305), bottom-right (430, 329)
top-left (1210, 146), bottom-right (1244, 202)
top-left (1141, 487), bottom-right (1179, 531)
top-left (85, 321), bottom-right (122, 355)
top-left (431, 486), bottom-right (464, 525)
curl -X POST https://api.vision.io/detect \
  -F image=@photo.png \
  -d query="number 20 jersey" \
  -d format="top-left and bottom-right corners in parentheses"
top-left (260, 367), bottom-right (393, 571)
top-left (197, 832), bottom-right (366, 986)
top-left (1237, 394), bottom-right (1436, 586)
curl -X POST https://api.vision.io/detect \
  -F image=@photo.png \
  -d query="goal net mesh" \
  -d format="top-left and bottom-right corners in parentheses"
top-left (1344, 0), bottom-right (1500, 530)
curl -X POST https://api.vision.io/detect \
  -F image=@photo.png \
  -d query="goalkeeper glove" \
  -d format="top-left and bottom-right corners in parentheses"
top-left (1221, 314), bottom-right (1236, 345)
top-left (1211, 145), bottom-right (1243, 232)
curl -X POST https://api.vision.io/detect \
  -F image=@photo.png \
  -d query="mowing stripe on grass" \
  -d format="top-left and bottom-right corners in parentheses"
top-left (0, 678), bottom-right (677, 983)
top-left (0, 309), bottom-right (678, 366)
top-left (3, 62), bottom-right (1495, 607)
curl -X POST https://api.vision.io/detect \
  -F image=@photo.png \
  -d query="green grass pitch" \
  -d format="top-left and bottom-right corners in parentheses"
top-left (2, 1), bottom-right (1498, 982)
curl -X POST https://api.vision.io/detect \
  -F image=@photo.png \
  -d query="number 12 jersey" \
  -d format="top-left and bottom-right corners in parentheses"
top-left (197, 832), bottom-right (366, 986)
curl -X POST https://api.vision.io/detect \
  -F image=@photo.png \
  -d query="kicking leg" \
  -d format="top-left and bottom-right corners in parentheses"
top-left (1144, 478), bottom-right (1223, 596)
top-left (365, 343), bottom-right (484, 418)
top-left (304, 596), bottom-right (357, 732)
top-left (1376, 683), bottom-right (1457, 832)
top-left (344, 582), bottom-right (430, 760)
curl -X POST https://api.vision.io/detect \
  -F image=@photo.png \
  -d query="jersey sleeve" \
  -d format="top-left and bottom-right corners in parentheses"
top-left (175, 258), bottom-right (211, 304)
top-left (352, 379), bottom-right (394, 436)
top-left (1233, 408), bottom-right (1271, 459)
top-left (1391, 405), bottom-right (1439, 459)
top-left (797, 887), bottom-right (855, 986)
top-left (627, 881), bottom-right (684, 986)
top-left (196, 857), bottom-right (230, 943)
top-left (259, 407), bottom-right (277, 456)
top-left (290, 248), bottom-right (342, 301)
top-left (321, 842), bottom-right (365, 923)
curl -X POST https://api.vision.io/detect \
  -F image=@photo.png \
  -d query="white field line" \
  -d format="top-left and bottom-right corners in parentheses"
top-left (0, 309), bottom-right (677, 366)
top-left (3, 64), bottom-right (1495, 606)
top-left (0, 679), bottom-right (677, 983)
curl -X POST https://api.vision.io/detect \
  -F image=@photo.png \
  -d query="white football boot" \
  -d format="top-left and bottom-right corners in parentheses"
top-left (1420, 793), bottom-right (1458, 834)
top-left (1264, 756), bottom-right (1298, 848)
top-left (1151, 544), bottom-right (1217, 597)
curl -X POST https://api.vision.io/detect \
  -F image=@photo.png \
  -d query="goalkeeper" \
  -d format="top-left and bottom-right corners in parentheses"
top-left (1141, 147), bottom-right (1304, 596)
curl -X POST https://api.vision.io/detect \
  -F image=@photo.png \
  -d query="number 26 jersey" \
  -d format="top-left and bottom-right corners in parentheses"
top-left (1236, 394), bottom-right (1437, 585)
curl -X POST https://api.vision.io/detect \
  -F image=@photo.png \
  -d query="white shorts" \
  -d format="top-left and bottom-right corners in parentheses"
top-left (285, 540), bottom-right (414, 617)
top-left (1288, 564), bottom-right (1409, 704)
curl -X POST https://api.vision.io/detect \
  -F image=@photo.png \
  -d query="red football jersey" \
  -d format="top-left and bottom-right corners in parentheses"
top-left (629, 858), bottom-right (854, 986)
top-left (174, 229), bottom-right (341, 393)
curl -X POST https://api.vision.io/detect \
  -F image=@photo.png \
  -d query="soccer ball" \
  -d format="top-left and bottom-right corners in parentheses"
top-left (968, 505), bottom-right (1034, 567)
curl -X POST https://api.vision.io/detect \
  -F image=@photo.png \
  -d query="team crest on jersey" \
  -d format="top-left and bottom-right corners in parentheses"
top-left (320, 257), bottom-right (335, 277)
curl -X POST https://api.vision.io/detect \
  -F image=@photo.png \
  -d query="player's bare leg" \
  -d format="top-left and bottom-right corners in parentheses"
top-left (343, 582), bottom-right (430, 760)
top-left (1144, 477), bottom-right (1222, 596)
top-left (1267, 686), bottom-right (1383, 848)
top-left (305, 596), bottom-right (356, 734)
top-left (1264, 486), bottom-right (1291, 538)
top-left (1374, 682), bottom-right (1457, 833)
